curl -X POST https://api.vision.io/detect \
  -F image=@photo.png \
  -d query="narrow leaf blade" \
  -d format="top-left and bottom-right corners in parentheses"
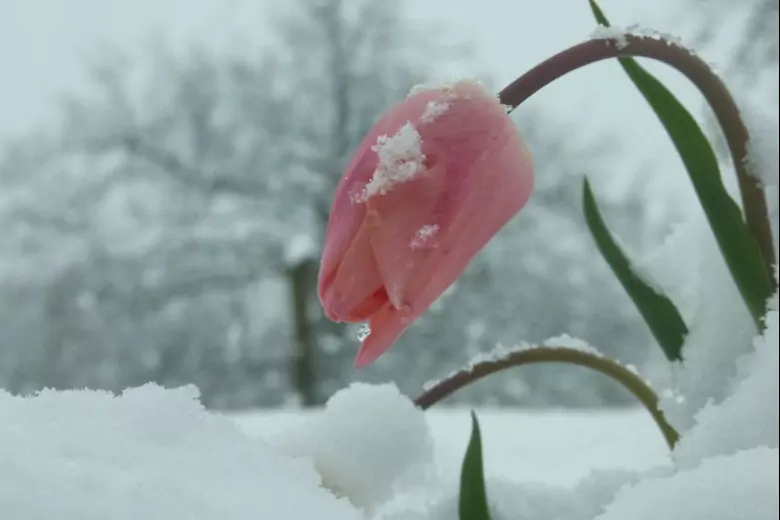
top-left (583, 177), bottom-right (688, 361)
top-left (588, 0), bottom-right (773, 326)
top-left (459, 411), bottom-right (492, 520)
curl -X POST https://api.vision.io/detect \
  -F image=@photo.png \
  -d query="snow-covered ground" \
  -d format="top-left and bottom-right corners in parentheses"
top-left (232, 407), bottom-right (669, 487)
top-left (1, 246), bottom-right (777, 518)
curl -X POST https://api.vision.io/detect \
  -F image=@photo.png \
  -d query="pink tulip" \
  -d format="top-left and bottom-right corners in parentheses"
top-left (318, 80), bottom-right (534, 367)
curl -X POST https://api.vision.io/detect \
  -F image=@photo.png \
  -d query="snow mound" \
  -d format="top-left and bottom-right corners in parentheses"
top-left (742, 100), bottom-right (780, 188)
top-left (597, 447), bottom-right (779, 520)
top-left (415, 470), bottom-right (644, 520)
top-left (641, 214), bottom-right (759, 432)
top-left (269, 383), bottom-right (434, 511)
top-left (673, 295), bottom-right (779, 469)
top-left (0, 384), bottom-right (359, 520)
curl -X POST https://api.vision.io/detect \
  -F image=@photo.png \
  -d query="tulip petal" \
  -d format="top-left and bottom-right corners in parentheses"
top-left (318, 90), bottom-right (443, 318)
top-left (366, 157), bottom-right (448, 311)
top-left (321, 210), bottom-right (387, 322)
top-left (318, 199), bottom-right (368, 311)
top-left (369, 83), bottom-right (534, 315)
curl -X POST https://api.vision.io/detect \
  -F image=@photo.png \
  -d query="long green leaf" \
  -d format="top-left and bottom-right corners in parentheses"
top-left (459, 411), bottom-right (492, 520)
top-left (583, 177), bottom-right (688, 361)
top-left (588, 0), bottom-right (773, 327)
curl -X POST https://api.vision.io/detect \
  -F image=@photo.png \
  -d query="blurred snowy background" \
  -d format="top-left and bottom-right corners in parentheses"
top-left (0, 0), bottom-right (776, 409)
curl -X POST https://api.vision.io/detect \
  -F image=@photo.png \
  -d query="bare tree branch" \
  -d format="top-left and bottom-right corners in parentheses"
top-left (117, 134), bottom-right (269, 198)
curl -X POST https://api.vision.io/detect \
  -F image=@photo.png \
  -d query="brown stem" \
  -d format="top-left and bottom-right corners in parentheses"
top-left (499, 35), bottom-right (776, 285)
top-left (416, 346), bottom-right (680, 450)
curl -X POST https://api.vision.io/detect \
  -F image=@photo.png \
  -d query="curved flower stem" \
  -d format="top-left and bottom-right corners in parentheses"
top-left (499, 35), bottom-right (776, 284)
top-left (415, 346), bottom-right (680, 450)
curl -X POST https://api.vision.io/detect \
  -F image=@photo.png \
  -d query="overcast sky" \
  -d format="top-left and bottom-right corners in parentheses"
top-left (0, 0), bottom-right (687, 134)
top-left (0, 0), bottom-right (758, 212)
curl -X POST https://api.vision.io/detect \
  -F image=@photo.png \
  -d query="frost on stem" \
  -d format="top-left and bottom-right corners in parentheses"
top-left (542, 334), bottom-right (604, 356)
top-left (422, 338), bottom-right (605, 391)
top-left (622, 24), bottom-right (687, 48)
top-left (589, 24), bottom-right (688, 51)
top-left (590, 25), bottom-right (629, 49)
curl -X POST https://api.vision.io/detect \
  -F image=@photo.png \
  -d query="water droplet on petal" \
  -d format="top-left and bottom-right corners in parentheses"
top-left (357, 323), bottom-right (371, 342)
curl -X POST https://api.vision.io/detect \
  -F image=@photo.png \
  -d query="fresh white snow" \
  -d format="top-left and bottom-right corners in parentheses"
top-left (411, 224), bottom-right (439, 249)
top-left (421, 101), bottom-right (450, 124)
top-left (589, 24), bottom-right (689, 51)
top-left (357, 122), bottom-right (426, 202)
top-left (0, 384), bottom-right (360, 520)
top-left (234, 406), bottom-right (669, 488)
top-left (589, 26), bottom-right (629, 49)
top-left (262, 383), bottom-right (435, 511)
top-left (742, 100), bottom-right (780, 189)
top-left (596, 447), bottom-right (778, 520)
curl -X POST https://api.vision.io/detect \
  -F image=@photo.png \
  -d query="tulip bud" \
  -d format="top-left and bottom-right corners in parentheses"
top-left (318, 80), bottom-right (534, 367)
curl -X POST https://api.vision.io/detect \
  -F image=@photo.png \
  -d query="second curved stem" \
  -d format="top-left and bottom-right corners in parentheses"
top-left (415, 346), bottom-right (680, 450)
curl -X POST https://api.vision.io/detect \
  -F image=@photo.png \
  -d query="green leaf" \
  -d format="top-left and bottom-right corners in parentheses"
top-left (459, 411), bottom-right (492, 520)
top-left (583, 177), bottom-right (688, 361)
top-left (588, 0), bottom-right (773, 327)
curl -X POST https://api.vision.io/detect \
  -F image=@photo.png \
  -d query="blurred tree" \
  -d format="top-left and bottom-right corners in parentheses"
top-left (0, 0), bottom-right (442, 406)
top-left (257, 0), bottom-right (446, 405)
